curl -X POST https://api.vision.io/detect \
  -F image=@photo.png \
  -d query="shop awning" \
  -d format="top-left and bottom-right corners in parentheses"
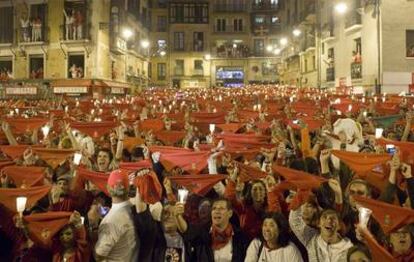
top-left (51, 79), bottom-right (93, 94)
top-left (95, 80), bottom-right (130, 94)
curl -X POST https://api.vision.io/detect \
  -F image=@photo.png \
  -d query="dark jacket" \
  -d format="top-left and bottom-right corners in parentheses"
top-left (182, 222), bottom-right (249, 262)
top-left (133, 208), bottom-right (191, 262)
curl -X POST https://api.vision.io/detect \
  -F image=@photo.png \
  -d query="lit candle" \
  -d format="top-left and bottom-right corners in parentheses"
top-left (375, 128), bottom-right (384, 139)
top-left (209, 124), bottom-right (215, 133)
top-left (357, 205), bottom-right (372, 228)
top-left (178, 188), bottom-right (189, 203)
top-left (73, 152), bottom-right (82, 165)
top-left (15, 108), bottom-right (19, 114)
top-left (348, 105), bottom-right (353, 111)
top-left (16, 196), bottom-right (27, 216)
top-left (258, 104), bottom-right (262, 111)
top-left (41, 125), bottom-right (50, 138)
top-left (363, 111), bottom-right (367, 117)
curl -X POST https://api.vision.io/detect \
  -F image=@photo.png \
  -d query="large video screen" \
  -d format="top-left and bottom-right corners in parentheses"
top-left (216, 69), bottom-right (244, 80)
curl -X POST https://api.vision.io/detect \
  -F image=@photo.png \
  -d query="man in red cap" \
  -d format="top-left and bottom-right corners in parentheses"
top-left (91, 169), bottom-right (138, 261)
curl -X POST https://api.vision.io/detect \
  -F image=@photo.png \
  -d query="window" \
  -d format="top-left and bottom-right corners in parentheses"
top-left (174, 32), bottom-right (184, 51)
top-left (157, 16), bottom-right (167, 32)
top-left (157, 63), bottom-right (166, 80)
top-left (0, 6), bottom-right (13, 43)
top-left (175, 60), bottom-right (184, 76)
top-left (29, 55), bottom-right (44, 79)
top-left (194, 60), bottom-right (203, 70)
top-left (29, 4), bottom-right (47, 42)
top-left (68, 53), bottom-right (85, 79)
top-left (194, 60), bottom-right (203, 75)
top-left (0, 57), bottom-right (13, 81)
top-left (158, 39), bottom-right (167, 49)
top-left (254, 16), bottom-right (265, 24)
top-left (170, 3), bottom-right (208, 23)
top-left (217, 19), bottom-right (226, 32)
top-left (287, 9), bottom-right (290, 25)
top-left (407, 30), bottom-right (414, 57)
top-left (64, 0), bottom-right (88, 40)
top-left (234, 19), bottom-right (243, 32)
top-left (254, 39), bottom-right (264, 56)
top-left (353, 38), bottom-right (362, 63)
top-left (193, 32), bottom-right (204, 52)
top-left (312, 56), bottom-right (316, 70)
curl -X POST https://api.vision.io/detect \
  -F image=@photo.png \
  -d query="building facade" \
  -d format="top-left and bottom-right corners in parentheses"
top-left (0, 0), bottom-right (149, 97)
top-left (149, 0), bottom-right (283, 88)
top-left (278, 0), bottom-right (414, 93)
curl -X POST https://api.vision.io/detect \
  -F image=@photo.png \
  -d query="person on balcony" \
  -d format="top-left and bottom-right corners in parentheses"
top-left (63, 9), bottom-right (74, 40)
top-left (31, 17), bottom-right (42, 42)
top-left (20, 15), bottom-right (30, 42)
top-left (74, 10), bottom-right (84, 40)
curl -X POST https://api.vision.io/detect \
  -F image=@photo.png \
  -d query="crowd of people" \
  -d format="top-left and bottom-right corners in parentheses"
top-left (0, 85), bottom-right (413, 262)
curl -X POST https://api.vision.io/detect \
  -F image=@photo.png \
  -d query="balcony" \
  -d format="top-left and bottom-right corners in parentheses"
top-left (252, 23), bottom-right (281, 36)
top-left (345, 10), bottom-right (362, 33)
top-left (326, 67), bottom-right (335, 82)
top-left (60, 22), bottom-right (91, 43)
top-left (192, 69), bottom-right (204, 76)
top-left (110, 36), bottom-right (127, 55)
top-left (174, 67), bottom-right (184, 76)
top-left (322, 22), bottom-right (335, 42)
top-left (252, 1), bottom-right (279, 11)
top-left (18, 24), bottom-right (47, 45)
top-left (214, 4), bottom-right (246, 12)
top-left (351, 62), bottom-right (362, 79)
top-left (214, 44), bottom-right (250, 58)
top-left (302, 1), bottom-right (316, 23)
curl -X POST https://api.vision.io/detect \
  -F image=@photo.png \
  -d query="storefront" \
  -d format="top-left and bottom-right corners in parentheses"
top-left (215, 67), bottom-right (244, 87)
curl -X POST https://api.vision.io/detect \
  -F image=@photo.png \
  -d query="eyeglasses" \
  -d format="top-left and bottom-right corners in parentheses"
top-left (349, 190), bottom-right (366, 196)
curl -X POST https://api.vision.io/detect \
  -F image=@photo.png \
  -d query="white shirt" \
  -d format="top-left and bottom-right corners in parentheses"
top-left (95, 201), bottom-right (139, 262)
top-left (244, 239), bottom-right (303, 262)
top-left (213, 237), bottom-right (233, 262)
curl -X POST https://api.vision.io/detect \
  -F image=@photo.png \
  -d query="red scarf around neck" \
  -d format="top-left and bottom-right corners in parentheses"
top-left (211, 223), bottom-right (233, 250)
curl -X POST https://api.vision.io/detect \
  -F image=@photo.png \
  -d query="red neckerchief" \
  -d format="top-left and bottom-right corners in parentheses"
top-left (211, 224), bottom-right (233, 250)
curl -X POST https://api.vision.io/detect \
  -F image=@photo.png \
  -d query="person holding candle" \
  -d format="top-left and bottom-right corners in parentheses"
top-left (133, 177), bottom-right (191, 262)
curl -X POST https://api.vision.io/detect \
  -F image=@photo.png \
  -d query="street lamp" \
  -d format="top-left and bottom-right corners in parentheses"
top-left (273, 48), bottom-right (281, 55)
top-left (266, 45), bottom-right (273, 52)
top-left (160, 50), bottom-right (166, 56)
top-left (141, 39), bottom-right (150, 49)
top-left (122, 28), bottom-right (133, 40)
top-left (280, 38), bottom-right (288, 46)
top-left (204, 54), bottom-right (211, 60)
top-left (293, 29), bottom-right (302, 37)
top-left (140, 40), bottom-right (151, 89)
top-left (334, 2), bottom-right (348, 14)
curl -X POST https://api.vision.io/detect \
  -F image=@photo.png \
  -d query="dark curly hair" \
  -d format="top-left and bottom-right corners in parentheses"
top-left (260, 212), bottom-right (291, 247)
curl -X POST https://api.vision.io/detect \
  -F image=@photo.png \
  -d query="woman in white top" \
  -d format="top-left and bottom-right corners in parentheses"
top-left (245, 212), bottom-right (303, 262)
